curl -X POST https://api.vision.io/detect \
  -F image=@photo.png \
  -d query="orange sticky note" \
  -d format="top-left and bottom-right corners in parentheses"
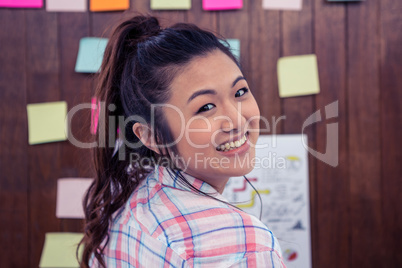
top-left (90, 0), bottom-right (129, 12)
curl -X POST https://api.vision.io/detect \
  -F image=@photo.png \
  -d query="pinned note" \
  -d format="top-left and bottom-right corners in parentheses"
top-left (263, 0), bottom-right (302, 11)
top-left (39, 233), bottom-right (83, 268)
top-left (151, 0), bottom-right (191, 10)
top-left (27, 101), bottom-right (67, 145)
top-left (226, 39), bottom-right (240, 60)
top-left (203, 0), bottom-right (243, 10)
top-left (56, 178), bottom-right (93, 219)
top-left (46, 0), bottom-right (86, 12)
top-left (0, 0), bottom-right (42, 8)
top-left (89, 0), bottom-right (129, 12)
top-left (277, 54), bottom-right (320, 98)
top-left (75, 37), bottom-right (108, 73)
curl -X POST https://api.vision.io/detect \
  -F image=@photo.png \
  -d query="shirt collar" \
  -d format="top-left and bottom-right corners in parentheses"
top-left (153, 165), bottom-right (228, 202)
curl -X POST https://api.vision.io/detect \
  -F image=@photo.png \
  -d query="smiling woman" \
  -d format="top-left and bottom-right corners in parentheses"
top-left (79, 15), bottom-right (286, 268)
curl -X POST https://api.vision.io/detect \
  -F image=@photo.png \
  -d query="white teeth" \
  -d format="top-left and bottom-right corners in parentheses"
top-left (217, 134), bottom-right (248, 151)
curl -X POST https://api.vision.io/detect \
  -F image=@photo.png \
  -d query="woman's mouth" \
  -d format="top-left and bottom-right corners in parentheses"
top-left (216, 132), bottom-right (248, 152)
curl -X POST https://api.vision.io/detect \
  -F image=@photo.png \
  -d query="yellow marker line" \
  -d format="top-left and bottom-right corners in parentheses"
top-left (236, 189), bottom-right (270, 208)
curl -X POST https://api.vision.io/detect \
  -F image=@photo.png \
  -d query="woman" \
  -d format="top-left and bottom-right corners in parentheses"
top-left (80, 15), bottom-right (285, 268)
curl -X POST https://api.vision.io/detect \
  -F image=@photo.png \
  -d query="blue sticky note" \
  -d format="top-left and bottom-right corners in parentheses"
top-left (75, 37), bottom-right (108, 73)
top-left (221, 39), bottom-right (240, 61)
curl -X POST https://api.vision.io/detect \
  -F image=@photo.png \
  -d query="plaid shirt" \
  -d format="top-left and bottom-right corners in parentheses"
top-left (93, 165), bottom-right (286, 267)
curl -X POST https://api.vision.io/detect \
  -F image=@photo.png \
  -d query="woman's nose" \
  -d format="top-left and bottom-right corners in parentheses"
top-left (220, 102), bottom-right (246, 133)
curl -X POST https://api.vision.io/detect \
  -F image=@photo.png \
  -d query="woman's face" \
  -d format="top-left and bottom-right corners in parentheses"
top-left (163, 50), bottom-right (260, 193)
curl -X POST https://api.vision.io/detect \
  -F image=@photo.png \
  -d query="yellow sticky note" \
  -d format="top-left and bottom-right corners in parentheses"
top-left (27, 101), bottom-right (67, 145)
top-left (277, 54), bottom-right (320, 98)
top-left (151, 0), bottom-right (191, 10)
top-left (89, 0), bottom-right (129, 12)
top-left (39, 233), bottom-right (83, 268)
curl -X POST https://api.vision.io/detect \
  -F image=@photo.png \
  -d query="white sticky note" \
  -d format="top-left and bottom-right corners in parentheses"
top-left (56, 178), bottom-right (93, 219)
top-left (263, 0), bottom-right (302, 11)
top-left (277, 54), bottom-right (320, 98)
top-left (46, 0), bottom-right (87, 12)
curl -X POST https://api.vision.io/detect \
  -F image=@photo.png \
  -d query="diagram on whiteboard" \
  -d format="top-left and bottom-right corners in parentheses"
top-left (222, 134), bottom-right (312, 268)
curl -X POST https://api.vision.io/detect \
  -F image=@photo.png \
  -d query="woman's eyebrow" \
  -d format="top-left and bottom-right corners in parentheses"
top-left (232, 76), bottom-right (246, 87)
top-left (187, 89), bottom-right (217, 104)
top-left (187, 76), bottom-right (246, 104)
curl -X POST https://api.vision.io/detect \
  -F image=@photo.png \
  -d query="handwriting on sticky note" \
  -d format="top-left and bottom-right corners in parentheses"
top-left (46, 0), bottom-right (86, 12)
top-left (39, 233), bottom-right (83, 268)
top-left (27, 101), bottom-right (67, 145)
top-left (203, 0), bottom-right (243, 10)
top-left (89, 0), bottom-right (129, 12)
top-left (0, 0), bottom-right (43, 8)
top-left (75, 37), bottom-right (108, 73)
top-left (263, 0), bottom-right (302, 11)
top-left (151, 0), bottom-right (191, 10)
top-left (56, 178), bottom-right (93, 219)
top-left (277, 54), bottom-right (320, 98)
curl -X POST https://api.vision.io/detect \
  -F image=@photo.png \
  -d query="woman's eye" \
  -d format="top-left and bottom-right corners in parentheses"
top-left (235, 87), bottom-right (249, 97)
top-left (197, 103), bottom-right (215, 114)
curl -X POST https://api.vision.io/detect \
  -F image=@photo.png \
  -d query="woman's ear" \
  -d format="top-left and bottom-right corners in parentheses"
top-left (132, 122), bottom-right (161, 154)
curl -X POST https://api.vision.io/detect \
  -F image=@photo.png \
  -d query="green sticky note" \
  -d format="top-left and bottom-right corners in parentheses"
top-left (277, 54), bottom-right (320, 98)
top-left (39, 233), bottom-right (83, 267)
top-left (27, 101), bottom-right (68, 145)
top-left (75, 37), bottom-right (108, 73)
top-left (151, 0), bottom-right (191, 10)
top-left (220, 39), bottom-right (240, 61)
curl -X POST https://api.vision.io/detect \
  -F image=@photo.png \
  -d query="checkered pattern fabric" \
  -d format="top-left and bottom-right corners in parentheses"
top-left (91, 165), bottom-right (286, 267)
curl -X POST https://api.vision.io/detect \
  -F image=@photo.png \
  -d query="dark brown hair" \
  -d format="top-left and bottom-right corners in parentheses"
top-left (79, 15), bottom-right (239, 268)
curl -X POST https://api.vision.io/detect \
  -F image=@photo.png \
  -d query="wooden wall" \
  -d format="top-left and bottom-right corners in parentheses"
top-left (0, 0), bottom-right (401, 267)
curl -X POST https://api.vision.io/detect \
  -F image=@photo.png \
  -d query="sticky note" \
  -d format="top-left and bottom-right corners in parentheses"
top-left (56, 178), bottom-right (93, 219)
top-left (27, 101), bottom-right (67, 145)
top-left (46, 0), bottom-right (86, 12)
top-left (39, 233), bottom-right (83, 268)
top-left (0, 0), bottom-right (42, 8)
top-left (263, 0), bottom-right (302, 10)
top-left (89, 0), bottom-right (129, 12)
top-left (90, 97), bottom-right (100, 135)
top-left (277, 54), bottom-right (320, 98)
top-left (75, 37), bottom-right (108, 73)
top-left (151, 0), bottom-right (191, 10)
top-left (226, 39), bottom-right (240, 60)
top-left (203, 0), bottom-right (242, 10)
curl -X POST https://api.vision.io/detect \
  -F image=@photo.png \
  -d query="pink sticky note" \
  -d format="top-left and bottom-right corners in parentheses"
top-left (203, 0), bottom-right (242, 10)
top-left (263, 0), bottom-right (302, 11)
top-left (0, 0), bottom-right (43, 8)
top-left (91, 97), bottom-right (100, 135)
top-left (56, 178), bottom-right (93, 219)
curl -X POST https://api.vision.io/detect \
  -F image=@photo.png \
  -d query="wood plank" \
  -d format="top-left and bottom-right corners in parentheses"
top-left (281, 0), bottom-right (316, 266)
top-left (25, 10), bottom-right (61, 267)
top-left (347, 1), bottom-right (384, 266)
top-left (248, 0), bottom-right (282, 135)
top-left (0, 9), bottom-right (29, 268)
top-left (58, 12), bottom-right (92, 233)
top-left (185, 0), bottom-right (217, 31)
top-left (217, 3), bottom-right (251, 82)
top-left (379, 0), bottom-right (402, 266)
top-left (314, 1), bottom-right (349, 267)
